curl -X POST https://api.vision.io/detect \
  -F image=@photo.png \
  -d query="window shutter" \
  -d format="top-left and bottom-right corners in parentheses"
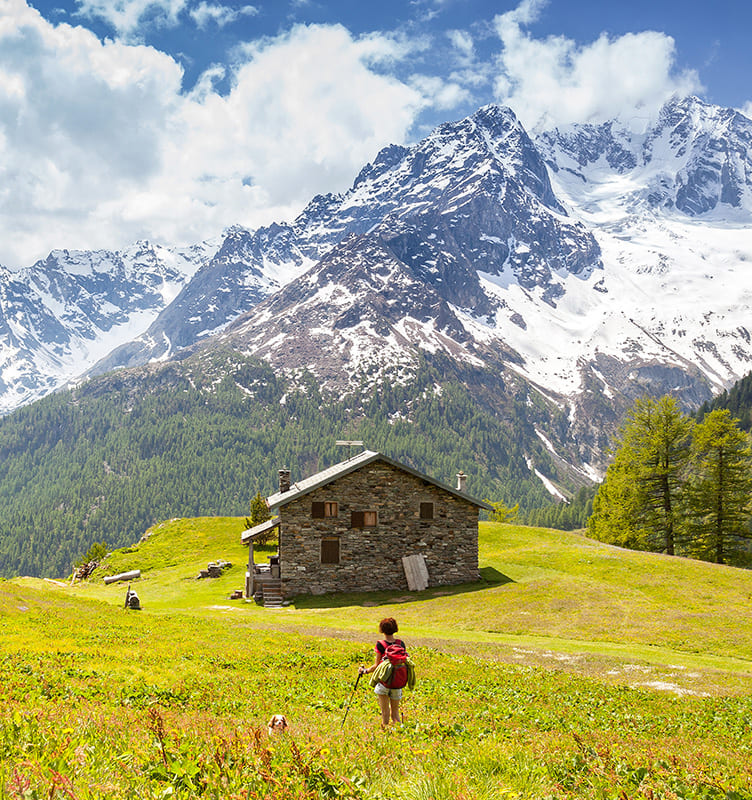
top-left (312, 502), bottom-right (325, 518)
top-left (420, 502), bottom-right (434, 520)
top-left (321, 538), bottom-right (340, 564)
top-left (351, 511), bottom-right (365, 528)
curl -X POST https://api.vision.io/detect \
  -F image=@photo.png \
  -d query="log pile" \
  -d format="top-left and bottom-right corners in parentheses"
top-left (71, 560), bottom-right (99, 582)
top-left (197, 560), bottom-right (232, 579)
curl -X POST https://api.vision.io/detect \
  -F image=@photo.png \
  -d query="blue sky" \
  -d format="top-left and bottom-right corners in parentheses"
top-left (1, 0), bottom-right (750, 268)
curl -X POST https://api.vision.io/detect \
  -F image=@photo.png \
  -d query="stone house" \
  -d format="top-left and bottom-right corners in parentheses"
top-left (242, 450), bottom-right (491, 605)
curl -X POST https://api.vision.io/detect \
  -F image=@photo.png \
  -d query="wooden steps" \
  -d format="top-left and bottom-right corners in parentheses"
top-left (261, 579), bottom-right (284, 608)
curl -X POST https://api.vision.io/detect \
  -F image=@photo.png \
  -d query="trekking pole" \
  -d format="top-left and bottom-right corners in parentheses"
top-left (340, 670), bottom-right (362, 728)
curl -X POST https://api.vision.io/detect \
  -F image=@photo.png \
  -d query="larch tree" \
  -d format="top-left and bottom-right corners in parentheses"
top-left (589, 396), bottom-right (693, 554)
top-left (685, 409), bottom-right (752, 565)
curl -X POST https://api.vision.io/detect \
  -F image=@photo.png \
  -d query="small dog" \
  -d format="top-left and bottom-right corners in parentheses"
top-left (267, 714), bottom-right (288, 735)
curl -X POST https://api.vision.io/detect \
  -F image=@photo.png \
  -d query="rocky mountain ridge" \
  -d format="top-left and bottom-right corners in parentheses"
top-left (0, 241), bottom-right (217, 413)
top-left (2, 96), bottom-right (752, 485)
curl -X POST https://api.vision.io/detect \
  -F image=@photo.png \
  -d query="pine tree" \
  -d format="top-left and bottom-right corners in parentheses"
top-left (249, 490), bottom-right (271, 526)
top-left (685, 410), bottom-right (752, 564)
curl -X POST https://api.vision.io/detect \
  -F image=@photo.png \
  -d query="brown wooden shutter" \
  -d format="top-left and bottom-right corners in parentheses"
top-left (351, 511), bottom-right (365, 528)
top-left (420, 502), bottom-right (434, 520)
top-left (312, 502), bottom-right (325, 518)
top-left (321, 538), bottom-right (340, 564)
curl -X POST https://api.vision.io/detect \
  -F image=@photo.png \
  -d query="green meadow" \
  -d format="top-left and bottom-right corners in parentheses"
top-left (2, 519), bottom-right (751, 799)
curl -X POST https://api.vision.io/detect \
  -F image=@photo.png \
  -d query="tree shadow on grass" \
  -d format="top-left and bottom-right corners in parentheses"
top-left (293, 566), bottom-right (514, 610)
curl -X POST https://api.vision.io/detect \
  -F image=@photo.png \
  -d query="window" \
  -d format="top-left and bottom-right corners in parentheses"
top-left (312, 501), bottom-right (338, 518)
top-left (321, 538), bottom-right (340, 564)
top-left (351, 510), bottom-right (378, 528)
top-left (420, 502), bottom-right (434, 520)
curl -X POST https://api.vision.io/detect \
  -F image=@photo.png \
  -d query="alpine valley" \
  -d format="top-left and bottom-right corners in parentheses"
top-left (2, 95), bottom-right (752, 576)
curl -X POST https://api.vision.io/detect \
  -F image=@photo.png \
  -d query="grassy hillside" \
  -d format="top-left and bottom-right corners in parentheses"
top-left (66, 518), bottom-right (752, 687)
top-left (0, 350), bottom-right (584, 579)
top-left (3, 519), bottom-right (750, 798)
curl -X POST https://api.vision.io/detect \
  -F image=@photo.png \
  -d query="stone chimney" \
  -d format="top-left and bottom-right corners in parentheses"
top-left (278, 468), bottom-right (291, 493)
top-left (456, 471), bottom-right (467, 493)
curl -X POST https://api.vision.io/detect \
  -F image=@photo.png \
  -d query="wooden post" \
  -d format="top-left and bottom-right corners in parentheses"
top-left (245, 540), bottom-right (255, 598)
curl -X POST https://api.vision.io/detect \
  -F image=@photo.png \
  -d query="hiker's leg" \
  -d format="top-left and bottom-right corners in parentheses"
top-left (389, 696), bottom-right (400, 724)
top-left (377, 694), bottom-right (391, 727)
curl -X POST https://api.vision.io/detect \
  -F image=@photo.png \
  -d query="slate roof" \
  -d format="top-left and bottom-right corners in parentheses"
top-left (240, 516), bottom-right (280, 544)
top-left (266, 450), bottom-right (492, 511)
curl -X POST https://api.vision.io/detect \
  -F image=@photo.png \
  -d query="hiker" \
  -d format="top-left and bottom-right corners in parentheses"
top-left (359, 617), bottom-right (411, 728)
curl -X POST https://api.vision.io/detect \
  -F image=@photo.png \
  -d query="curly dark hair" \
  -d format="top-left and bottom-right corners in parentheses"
top-left (379, 617), bottom-right (398, 635)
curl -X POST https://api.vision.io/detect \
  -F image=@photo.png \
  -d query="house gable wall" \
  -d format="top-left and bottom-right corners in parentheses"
top-left (277, 460), bottom-right (479, 598)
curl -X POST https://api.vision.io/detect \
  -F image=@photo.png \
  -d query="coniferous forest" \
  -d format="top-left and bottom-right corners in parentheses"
top-left (0, 349), bottom-right (571, 578)
top-left (5, 337), bottom-right (752, 580)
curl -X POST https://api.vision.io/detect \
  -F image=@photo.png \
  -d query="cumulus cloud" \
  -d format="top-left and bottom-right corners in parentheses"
top-left (447, 29), bottom-right (474, 60)
top-left (492, 0), bottom-right (702, 130)
top-left (176, 24), bottom-right (425, 207)
top-left (0, 6), bottom-right (430, 267)
top-left (0, 0), bottom-right (184, 264)
top-left (409, 75), bottom-right (470, 110)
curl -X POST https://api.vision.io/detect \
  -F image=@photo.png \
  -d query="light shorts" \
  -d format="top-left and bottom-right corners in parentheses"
top-left (374, 683), bottom-right (403, 700)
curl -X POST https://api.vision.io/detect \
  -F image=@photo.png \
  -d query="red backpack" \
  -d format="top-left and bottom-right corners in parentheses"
top-left (379, 640), bottom-right (408, 689)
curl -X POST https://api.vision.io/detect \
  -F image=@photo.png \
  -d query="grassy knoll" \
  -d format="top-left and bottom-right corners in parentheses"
top-left (2, 519), bottom-right (752, 798)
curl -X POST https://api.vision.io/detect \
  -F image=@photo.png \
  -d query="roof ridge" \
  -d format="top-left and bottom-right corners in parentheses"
top-left (265, 450), bottom-right (490, 510)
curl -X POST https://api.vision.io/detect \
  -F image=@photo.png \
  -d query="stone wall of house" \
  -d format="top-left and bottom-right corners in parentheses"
top-left (277, 460), bottom-right (480, 599)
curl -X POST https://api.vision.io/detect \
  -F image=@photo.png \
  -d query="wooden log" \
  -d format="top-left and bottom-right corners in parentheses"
top-left (103, 569), bottom-right (141, 585)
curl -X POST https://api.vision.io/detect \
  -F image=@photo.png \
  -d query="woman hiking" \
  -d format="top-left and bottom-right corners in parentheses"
top-left (359, 617), bottom-right (409, 728)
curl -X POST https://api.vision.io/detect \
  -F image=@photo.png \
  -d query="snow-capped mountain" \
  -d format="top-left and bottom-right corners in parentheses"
top-left (524, 96), bottom-right (752, 442)
top-left (537, 96), bottom-right (752, 215)
top-left (0, 241), bottom-right (214, 413)
top-left (214, 104), bottom-right (598, 379)
top-left (2, 95), bottom-right (751, 479)
top-left (87, 224), bottom-right (318, 374)
top-left (206, 97), bottom-right (752, 470)
top-left (91, 105), bottom-right (598, 375)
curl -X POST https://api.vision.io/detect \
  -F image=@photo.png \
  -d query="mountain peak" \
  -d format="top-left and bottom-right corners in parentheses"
top-left (538, 95), bottom-right (752, 217)
top-left (3, 94), bottom-right (752, 489)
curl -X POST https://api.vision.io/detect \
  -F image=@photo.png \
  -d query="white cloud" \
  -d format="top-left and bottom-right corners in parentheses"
top-left (741, 102), bottom-right (752, 120)
top-left (75, 0), bottom-right (189, 38)
top-left (492, 0), bottom-right (702, 130)
top-left (447, 29), bottom-right (474, 59)
top-left (0, 0), bottom-right (184, 264)
top-left (409, 75), bottom-right (470, 110)
top-left (175, 24), bottom-right (426, 209)
top-left (189, 2), bottom-right (257, 30)
top-left (0, 7), bottom-right (431, 267)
